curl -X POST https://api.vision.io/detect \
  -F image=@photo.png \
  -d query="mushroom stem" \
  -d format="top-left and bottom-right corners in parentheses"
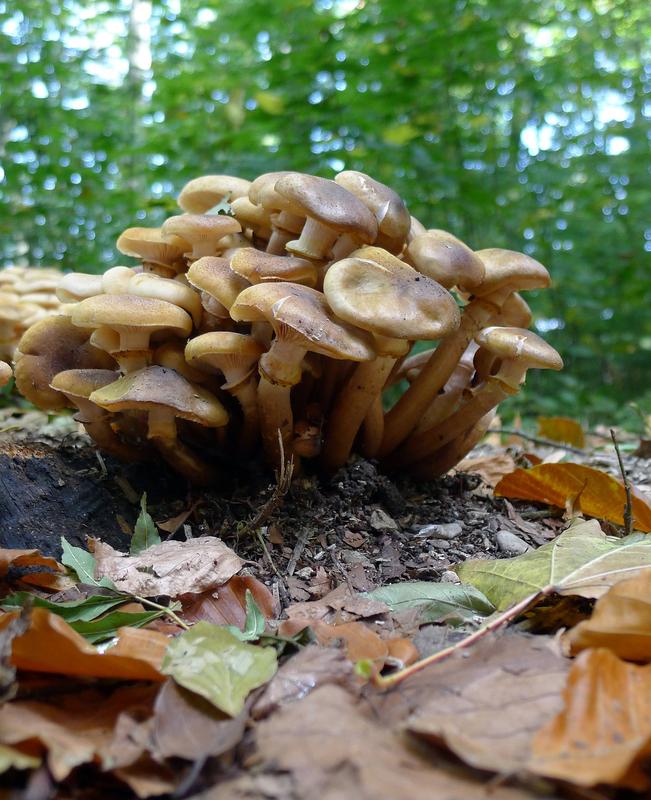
top-left (321, 354), bottom-right (395, 472)
top-left (287, 217), bottom-right (339, 261)
top-left (409, 410), bottom-right (497, 480)
top-left (360, 394), bottom-right (384, 458)
top-left (379, 298), bottom-right (497, 457)
top-left (230, 376), bottom-right (260, 454)
top-left (266, 228), bottom-right (294, 255)
top-left (82, 416), bottom-right (144, 462)
top-left (147, 407), bottom-right (178, 442)
top-left (155, 439), bottom-right (219, 485)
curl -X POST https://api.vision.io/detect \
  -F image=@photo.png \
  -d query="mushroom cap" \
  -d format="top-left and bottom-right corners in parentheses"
top-left (248, 171), bottom-right (295, 208)
top-left (14, 316), bottom-right (115, 410)
top-left (186, 331), bottom-right (264, 364)
top-left (230, 197), bottom-right (273, 236)
top-left (334, 170), bottom-right (410, 251)
top-left (406, 215), bottom-right (427, 245)
top-left (89, 365), bottom-right (229, 428)
top-left (0, 360), bottom-right (12, 387)
top-left (230, 283), bottom-right (375, 361)
top-left (71, 294), bottom-right (193, 338)
top-left (474, 249), bottom-right (551, 297)
top-left (323, 246), bottom-right (460, 341)
top-left (492, 292), bottom-right (533, 328)
top-left (474, 326), bottom-right (563, 371)
top-left (152, 340), bottom-right (212, 384)
top-left (230, 248), bottom-right (318, 287)
top-left (178, 175), bottom-right (252, 213)
top-left (56, 272), bottom-right (104, 303)
top-left (161, 214), bottom-right (242, 244)
top-left (407, 230), bottom-right (485, 291)
top-left (187, 257), bottom-right (250, 310)
top-left (102, 266), bottom-right (138, 294)
top-left (275, 174), bottom-right (378, 241)
top-left (50, 368), bottom-right (121, 401)
top-left (117, 227), bottom-right (188, 268)
top-left (127, 272), bottom-right (202, 326)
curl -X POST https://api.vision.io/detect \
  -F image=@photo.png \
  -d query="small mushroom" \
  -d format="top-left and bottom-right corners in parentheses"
top-left (71, 294), bottom-right (193, 373)
top-left (406, 230), bottom-right (485, 293)
top-left (392, 327), bottom-right (562, 465)
top-left (162, 214), bottom-right (242, 261)
top-left (0, 360), bottom-right (12, 387)
top-left (230, 248), bottom-right (318, 288)
top-left (231, 196), bottom-right (273, 244)
top-left (89, 366), bottom-right (229, 484)
top-left (186, 256), bottom-right (250, 323)
top-left (230, 282), bottom-right (375, 466)
top-left (178, 175), bottom-right (251, 213)
top-left (185, 331), bottom-right (264, 452)
top-left (127, 272), bottom-right (202, 327)
top-left (275, 173), bottom-right (378, 261)
top-left (321, 247), bottom-right (459, 469)
top-left (334, 170), bottom-right (411, 253)
top-left (13, 316), bottom-right (115, 410)
top-left (380, 249), bottom-right (551, 458)
top-left (117, 227), bottom-right (188, 278)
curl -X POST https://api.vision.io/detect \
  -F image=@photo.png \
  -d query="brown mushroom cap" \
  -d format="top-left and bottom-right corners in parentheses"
top-left (186, 257), bottom-right (250, 311)
top-left (407, 230), bottom-right (485, 292)
top-left (230, 197), bottom-right (273, 239)
top-left (14, 316), bottom-right (115, 410)
top-left (230, 248), bottom-right (318, 287)
top-left (248, 171), bottom-right (295, 210)
top-left (334, 170), bottom-right (410, 252)
top-left (0, 360), bottom-right (12, 387)
top-left (116, 227), bottom-right (188, 270)
top-left (230, 282), bottom-right (375, 361)
top-left (275, 173), bottom-right (378, 241)
top-left (127, 272), bottom-right (202, 327)
top-left (178, 175), bottom-right (252, 213)
top-left (89, 365), bottom-right (229, 429)
top-left (161, 214), bottom-right (242, 249)
top-left (50, 368), bottom-right (121, 406)
top-left (474, 249), bottom-right (551, 299)
top-left (323, 247), bottom-right (460, 342)
top-left (185, 331), bottom-right (263, 386)
top-left (492, 292), bottom-right (533, 328)
top-left (474, 326), bottom-right (563, 372)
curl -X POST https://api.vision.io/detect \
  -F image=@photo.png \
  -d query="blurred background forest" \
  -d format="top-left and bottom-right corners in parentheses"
top-left (1, 0), bottom-right (650, 426)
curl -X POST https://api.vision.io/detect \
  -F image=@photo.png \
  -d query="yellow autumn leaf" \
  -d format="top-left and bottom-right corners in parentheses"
top-left (537, 416), bottom-right (585, 448)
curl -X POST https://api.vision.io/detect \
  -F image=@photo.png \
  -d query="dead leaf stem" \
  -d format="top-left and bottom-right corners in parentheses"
top-left (610, 429), bottom-right (633, 536)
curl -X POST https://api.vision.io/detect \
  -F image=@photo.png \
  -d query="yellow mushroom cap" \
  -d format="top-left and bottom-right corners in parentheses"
top-left (117, 227), bottom-right (188, 268)
top-left (186, 256), bottom-right (249, 310)
top-left (178, 175), bottom-right (252, 213)
top-left (230, 248), bottom-right (318, 287)
top-left (474, 249), bottom-right (551, 297)
top-left (474, 326), bottom-right (563, 371)
top-left (407, 230), bottom-right (485, 291)
top-left (71, 294), bottom-right (192, 338)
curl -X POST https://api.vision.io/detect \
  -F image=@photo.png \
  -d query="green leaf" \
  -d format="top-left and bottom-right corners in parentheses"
top-left (226, 589), bottom-right (266, 642)
top-left (162, 621), bottom-right (277, 717)
top-left (60, 537), bottom-right (115, 589)
top-left (130, 493), bottom-right (161, 555)
top-left (364, 581), bottom-right (495, 624)
top-left (0, 744), bottom-right (40, 774)
top-left (70, 609), bottom-right (163, 644)
top-left (456, 519), bottom-right (651, 611)
top-left (0, 592), bottom-right (123, 622)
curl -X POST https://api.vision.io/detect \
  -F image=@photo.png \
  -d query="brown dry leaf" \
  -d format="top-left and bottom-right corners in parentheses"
top-left (203, 684), bottom-right (544, 800)
top-left (282, 584), bottom-right (388, 628)
top-left (94, 536), bottom-right (243, 597)
top-left (0, 607), bottom-right (167, 680)
top-left (313, 620), bottom-right (389, 664)
top-left (152, 679), bottom-right (248, 761)
top-left (537, 416), bottom-right (585, 448)
top-left (530, 648), bottom-right (651, 790)
top-left (564, 569), bottom-right (651, 660)
top-left (180, 575), bottom-right (276, 627)
top-left (18, 571), bottom-right (76, 592)
top-left (157, 502), bottom-right (198, 534)
top-left (495, 462), bottom-right (651, 531)
top-left (0, 548), bottom-right (63, 578)
top-left (113, 760), bottom-right (177, 799)
top-left (404, 633), bottom-right (568, 775)
top-left (252, 645), bottom-right (358, 719)
top-left (0, 684), bottom-right (156, 780)
top-left (455, 452), bottom-right (516, 487)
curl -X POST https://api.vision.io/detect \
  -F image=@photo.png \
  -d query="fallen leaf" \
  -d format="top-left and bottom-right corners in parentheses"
top-left (365, 581), bottom-right (494, 624)
top-left (226, 590), bottom-right (266, 641)
top-left (0, 548), bottom-right (63, 578)
top-left (94, 537), bottom-right (243, 597)
top-left (71, 608), bottom-right (164, 644)
top-left (0, 604), bottom-right (30, 704)
top-left (162, 621), bottom-right (277, 717)
top-left (252, 645), bottom-right (358, 719)
top-left (530, 648), bottom-right (651, 790)
top-left (564, 569), bottom-right (651, 660)
top-left (0, 684), bottom-right (156, 780)
top-left (0, 592), bottom-right (125, 623)
top-left (130, 493), bottom-right (161, 555)
top-left (0, 743), bottom-right (41, 773)
top-left (181, 575), bottom-right (275, 628)
top-left (283, 584), bottom-right (388, 628)
top-left (537, 416), bottom-right (585, 448)
top-left (0, 607), bottom-right (167, 680)
top-left (455, 452), bottom-right (516, 487)
top-left (456, 519), bottom-right (651, 610)
top-left (152, 679), bottom-right (248, 760)
top-left (61, 537), bottom-right (115, 589)
top-left (313, 620), bottom-right (389, 664)
top-left (17, 572), bottom-right (76, 592)
top-left (495, 463), bottom-right (651, 531)
top-left (405, 633), bottom-right (569, 774)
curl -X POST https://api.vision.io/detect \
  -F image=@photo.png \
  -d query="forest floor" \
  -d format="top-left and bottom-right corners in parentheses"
top-left (1, 406), bottom-right (650, 800)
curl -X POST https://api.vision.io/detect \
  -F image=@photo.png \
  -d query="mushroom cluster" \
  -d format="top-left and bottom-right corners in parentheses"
top-left (14, 171), bottom-right (562, 483)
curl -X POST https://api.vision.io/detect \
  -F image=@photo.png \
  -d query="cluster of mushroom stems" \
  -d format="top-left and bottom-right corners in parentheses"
top-left (11, 169), bottom-right (562, 483)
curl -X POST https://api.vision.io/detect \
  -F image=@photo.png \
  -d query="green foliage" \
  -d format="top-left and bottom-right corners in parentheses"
top-left (130, 493), bottom-right (161, 555)
top-left (1, 0), bottom-right (650, 418)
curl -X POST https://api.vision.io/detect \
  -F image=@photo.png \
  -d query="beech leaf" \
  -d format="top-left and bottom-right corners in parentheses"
top-left (495, 462), bottom-right (651, 531)
top-left (161, 621), bottom-right (277, 717)
top-left (456, 519), bottom-right (651, 610)
top-left (365, 581), bottom-right (494, 624)
top-left (0, 592), bottom-right (124, 623)
top-left (60, 537), bottom-right (115, 589)
top-left (226, 590), bottom-right (266, 642)
top-left (130, 493), bottom-right (161, 556)
top-left (537, 416), bottom-right (585, 448)
top-left (0, 548), bottom-right (63, 578)
top-left (70, 609), bottom-right (164, 644)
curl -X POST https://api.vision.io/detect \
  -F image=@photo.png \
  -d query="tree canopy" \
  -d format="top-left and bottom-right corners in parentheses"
top-left (1, 0), bottom-right (650, 423)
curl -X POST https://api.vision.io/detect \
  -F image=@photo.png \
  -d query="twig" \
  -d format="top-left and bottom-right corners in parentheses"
top-left (373, 588), bottom-right (547, 689)
top-left (490, 428), bottom-right (584, 454)
top-left (610, 429), bottom-right (634, 536)
top-left (245, 431), bottom-right (294, 532)
top-left (134, 595), bottom-right (190, 630)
